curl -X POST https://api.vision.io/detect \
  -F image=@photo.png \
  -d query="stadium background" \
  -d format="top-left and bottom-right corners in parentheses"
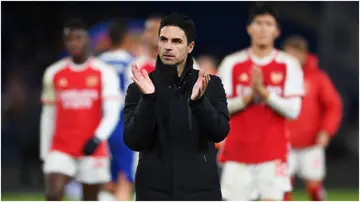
top-left (1, 1), bottom-right (358, 200)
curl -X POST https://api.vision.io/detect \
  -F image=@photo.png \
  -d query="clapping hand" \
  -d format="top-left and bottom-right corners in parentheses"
top-left (251, 65), bottom-right (264, 90)
top-left (251, 65), bottom-right (269, 101)
top-left (191, 70), bottom-right (211, 101)
top-left (131, 64), bottom-right (155, 94)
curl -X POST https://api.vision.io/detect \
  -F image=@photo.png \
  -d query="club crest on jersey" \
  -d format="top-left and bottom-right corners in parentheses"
top-left (239, 73), bottom-right (249, 82)
top-left (86, 76), bottom-right (98, 87)
top-left (58, 77), bottom-right (68, 87)
top-left (270, 72), bottom-right (283, 84)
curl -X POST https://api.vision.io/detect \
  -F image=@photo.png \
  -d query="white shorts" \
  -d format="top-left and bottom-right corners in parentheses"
top-left (43, 151), bottom-right (110, 184)
top-left (282, 160), bottom-right (292, 192)
top-left (288, 145), bottom-right (326, 181)
top-left (220, 160), bottom-right (286, 201)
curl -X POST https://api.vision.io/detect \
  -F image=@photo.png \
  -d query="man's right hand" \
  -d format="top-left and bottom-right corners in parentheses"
top-left (131, 64), bottom-right (155, 94)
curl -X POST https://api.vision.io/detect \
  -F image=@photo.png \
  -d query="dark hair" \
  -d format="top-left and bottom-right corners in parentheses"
top-left (159, 13), bottom-right (195, 44)
top-left (108, 19), bottom-right (129, 45)
top-left (281, 35), bottom-right (308, 52)
top-left (63, 18), bottom-right (88, 35)
top-left (247, 4), bottom-right (279, 26)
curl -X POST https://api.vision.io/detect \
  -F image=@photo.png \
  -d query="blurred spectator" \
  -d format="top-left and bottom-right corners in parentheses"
top-left (196, 55), bottom-right (218, 75)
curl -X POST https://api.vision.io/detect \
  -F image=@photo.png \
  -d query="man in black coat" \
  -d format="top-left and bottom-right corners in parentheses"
top-left (123, 13), bottom-right (230, 201)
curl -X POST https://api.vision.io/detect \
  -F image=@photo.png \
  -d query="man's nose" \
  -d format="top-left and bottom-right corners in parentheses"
top-left (164, 41), bottom-right (172, 50)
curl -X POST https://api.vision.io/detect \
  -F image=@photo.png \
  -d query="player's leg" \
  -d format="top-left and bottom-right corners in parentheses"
top-left (284, 149), bottom-right (298, 201)
top-left (97, 156), bottom-right (117, 201)
top-left (114, 144), bottom-right (135, 201)
top-left (299, 146), bottom-right (326, 201)
top-left (43, 151), bottom-right (77, 200)
top-left (220, 161), bottom-right (254, 201)
top-left (82, 183), bottom-right (102, 201)
top-left (77, 156), bottom-right (111, 201)
top-left (132, 151), bottom-right (139, 201)
top-left (257, 160), bottom-right (286, 201)
top-left (64, 180), bottom-right (83, 201)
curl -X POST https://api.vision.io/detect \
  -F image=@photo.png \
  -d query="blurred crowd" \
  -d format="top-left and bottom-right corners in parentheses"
top-left (1, 1), bottom-right (358, 191)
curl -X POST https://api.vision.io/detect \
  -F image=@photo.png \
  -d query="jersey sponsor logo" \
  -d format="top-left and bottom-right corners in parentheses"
top-left (86, 76), bottom-right (99, 87)
top-left (58, 77), bottom-right (68, 87)
top-left (58, 89), bottom-right (99, 109)
top-left (270, 72), bottom-right (284, 84)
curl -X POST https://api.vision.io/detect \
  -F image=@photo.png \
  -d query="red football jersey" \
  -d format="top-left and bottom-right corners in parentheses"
top-left (41, 57), bottom-right (121, 157)
top-left (217, 49), bottom-right (304, 164)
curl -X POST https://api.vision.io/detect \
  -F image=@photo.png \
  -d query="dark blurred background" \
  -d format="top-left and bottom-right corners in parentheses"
top-left (1, 1), bottom-right (358, 197)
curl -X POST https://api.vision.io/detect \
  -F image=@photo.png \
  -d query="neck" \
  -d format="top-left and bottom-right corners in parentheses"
top-left (112, 42), bottom-right (130, 52)
top-left (72, 54), bottom-right (88, 64)
top-left (176, 59), bottom-right (187, 77)
top-left (251, 44), bottom-right (274, 58)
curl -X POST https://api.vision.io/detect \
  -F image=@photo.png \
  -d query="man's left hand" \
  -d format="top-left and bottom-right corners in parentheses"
top-left (191, 70), bottom-right (210, 101)
top-left (316, 131), bottom-right (331, 147)
top-left (83, 136), bottom-right (101, 156)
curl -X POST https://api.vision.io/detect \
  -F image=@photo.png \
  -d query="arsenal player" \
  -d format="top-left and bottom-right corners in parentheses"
top-left (282, 35), bottom-right (342, 201)
top-left (217, 5), bottom-right (304, 201)
top-left (40, 19), bottom-right (122, 201)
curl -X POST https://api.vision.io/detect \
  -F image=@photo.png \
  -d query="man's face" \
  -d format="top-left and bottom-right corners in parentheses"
top-left (65, 29), bottom-right (89, 57)
top-left (143, 18), bottom-right (161, 48)
top-left (247, 14), bottom-right (279, 47)
top-left (197, 56), bottom-right (217, 74)
top-left (158, 26), bottom-right (194, 65)
top-left (284, 46), bottom-right (307, 66)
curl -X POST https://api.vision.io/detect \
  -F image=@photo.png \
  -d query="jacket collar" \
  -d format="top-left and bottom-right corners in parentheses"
top-left (155, 54), bottom-right (194, 86)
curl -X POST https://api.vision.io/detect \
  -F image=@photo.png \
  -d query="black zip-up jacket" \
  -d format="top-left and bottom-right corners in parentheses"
top-left (124, 55), bottom-right (230, 201)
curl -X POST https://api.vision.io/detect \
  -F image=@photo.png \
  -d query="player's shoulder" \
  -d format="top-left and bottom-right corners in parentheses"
top-left (99, 50), bottom-right (134, 62)
top-left (275, 50), bottom-right (301, 67)
top-left (91, 57), bottom-right (117, 72)
top-left (43, 58), bottom-right (68, 78)
top-left (221, 49), bottom-right (249, 67)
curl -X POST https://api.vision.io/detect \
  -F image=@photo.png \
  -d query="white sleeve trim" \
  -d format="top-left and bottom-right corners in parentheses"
top-left (227, 97), bottom-right (246, 114)
top-left (41, 69), bottom-right (56, 103)
top-left (94, 99), bottom-right (122, 140)
top-left (101, 66), bottom-right (122, 99)
top-left (283, 54), bottom-right (305, 97)
top-left (266, 93), bottom-right (302, 120)
top-left (217, 56), bottom-right (234, 97)
top-left (40, 105), bottom-right (55, 161)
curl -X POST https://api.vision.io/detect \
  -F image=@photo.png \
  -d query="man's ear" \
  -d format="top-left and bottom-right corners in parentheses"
top-left (188, 41), bottom-right (195, 53)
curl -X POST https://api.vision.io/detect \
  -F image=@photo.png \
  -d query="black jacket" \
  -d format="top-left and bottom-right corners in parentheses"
top-left (124, 55), bottom-right (230, 201)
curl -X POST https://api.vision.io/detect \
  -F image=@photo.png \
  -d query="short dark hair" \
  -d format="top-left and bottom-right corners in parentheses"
top-left (247, 4), bottom-right (279, 26)
top-left (63, 18), bottom-right (88, 35)
top-left (282, 35), bottom-right (308, 52)
top-left (159, 13), bottom-right (196, 44)
top-left (108, 19), bottom-right (129, 46)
